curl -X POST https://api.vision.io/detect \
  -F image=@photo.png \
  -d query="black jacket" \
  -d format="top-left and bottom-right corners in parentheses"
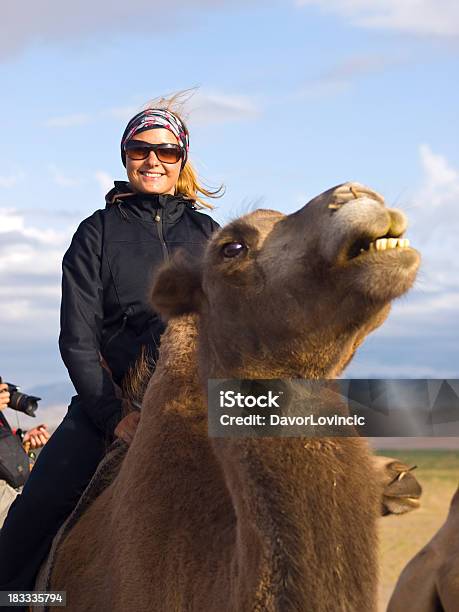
top-left (59, 181), bottom-right (219, 439)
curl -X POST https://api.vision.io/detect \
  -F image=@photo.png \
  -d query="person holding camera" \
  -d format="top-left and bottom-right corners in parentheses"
top-left (0, 383), bottom-right (50, 528)
top-left (0, 379), bottom-right (48, 448)
top-left (0, 383), bottom-right (16, 528)
top-left (0, 93), bottom-right (221, 601)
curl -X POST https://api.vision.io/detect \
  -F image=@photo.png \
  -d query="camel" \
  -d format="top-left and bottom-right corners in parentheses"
top-left (388, 483), bottom-right (459, 612)
top-left (46, 182), bottom-right (420, 612)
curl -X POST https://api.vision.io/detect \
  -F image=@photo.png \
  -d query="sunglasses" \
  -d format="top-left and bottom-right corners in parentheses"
top-left (124, 140), bottom-right (183, 164)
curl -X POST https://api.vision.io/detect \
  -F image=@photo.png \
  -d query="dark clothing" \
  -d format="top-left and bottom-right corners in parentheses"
top-left (0, 183), bottom-right (219, 597)
top-left (0, 412), bottom-right (29, 489)
top-left (59, 182), bottom-right (219, 439)
top-left (0, 398), bottom-right (106, 602)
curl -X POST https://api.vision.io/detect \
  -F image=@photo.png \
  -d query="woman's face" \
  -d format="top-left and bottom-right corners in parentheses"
top-left (125, 128), bottom-right (182, 195)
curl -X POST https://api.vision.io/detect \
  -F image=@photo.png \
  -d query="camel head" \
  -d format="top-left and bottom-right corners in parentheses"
top-left (152, 182), bottom-right (420, 379)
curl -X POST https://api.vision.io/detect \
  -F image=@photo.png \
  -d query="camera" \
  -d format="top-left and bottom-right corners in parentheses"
top-left (0, 376), bottom-right (41, 417)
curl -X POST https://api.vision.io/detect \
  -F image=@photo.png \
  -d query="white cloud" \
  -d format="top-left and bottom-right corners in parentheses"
top-left (185, 91), bottom-right (261, 125)
top-left (0, 0), bottom-right (257, 60)
top-left (376, 291), bottom-right (459, 334)
top-left (44, 107), bottom-right (133, 130)
top-left (0, 208), bottom-right (68, 246)
top-left (293, 53), bottom-right (407, 100)
top-left (406, 145), bottom-right (459, 265)
top-left (48, 164), bottom-right (84, 188)
top-left (296, 0), bottom-right (459, 37)
top-left (44, 90), bottom-right (261, 133)
top-left (45, 106), bottom-right (137, 129)
top-left (322, 54), bottom-right (401, 81)
top-left (0, 208), bottom-right (70, 338)
top-left (0, 172), bottom-right (24, 188)
top-left (416, 144), bottom-right (459, 208)
top-left (45, 113), bottom-right (92, 128)
top-left (356, 145), bottom-right (459, 359)
top-left (297, 80), bottom-right (351, 100)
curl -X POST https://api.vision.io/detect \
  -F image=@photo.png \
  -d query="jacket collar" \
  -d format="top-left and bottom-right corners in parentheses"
top-left (105, 181), bottom-right (194, 222)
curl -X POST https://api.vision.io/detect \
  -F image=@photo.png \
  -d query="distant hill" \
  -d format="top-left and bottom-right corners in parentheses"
top-left (29, 380), bottom-right (75, 408)
top-left (370, 437), bottom-right (459, 450)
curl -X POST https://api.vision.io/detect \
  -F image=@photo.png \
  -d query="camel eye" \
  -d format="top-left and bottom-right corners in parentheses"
top-left (221, 241), bottom-right (246, 258)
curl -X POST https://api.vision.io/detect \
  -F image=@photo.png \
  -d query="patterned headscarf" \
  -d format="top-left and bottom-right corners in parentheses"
top-left (121, 108), bottom-right (190, 168)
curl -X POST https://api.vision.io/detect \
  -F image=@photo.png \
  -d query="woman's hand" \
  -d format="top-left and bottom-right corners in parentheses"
top-left (114, 411), bottom-right (141, 445)
top-left (23, 424), bottom-right (50, 449)
top-left (0, 383), bottom-right (10, 411)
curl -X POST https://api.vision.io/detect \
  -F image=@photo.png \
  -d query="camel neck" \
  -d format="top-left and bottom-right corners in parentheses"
top-left (197, 326), bottom-right (350, 380)
top-left (119, 316), bottom-right (377, 611)
top-left (210, 435), bottom-right (378, 610)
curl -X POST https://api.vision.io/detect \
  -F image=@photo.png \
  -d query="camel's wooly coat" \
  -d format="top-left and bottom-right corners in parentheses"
top-left (388, 484), bottom-right (459, 612)
top-left (50, 183), bottom-right (420, 611)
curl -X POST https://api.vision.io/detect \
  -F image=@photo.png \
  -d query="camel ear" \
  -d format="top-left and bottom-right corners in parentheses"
top-left (151, 253), bottom-right (204, 318)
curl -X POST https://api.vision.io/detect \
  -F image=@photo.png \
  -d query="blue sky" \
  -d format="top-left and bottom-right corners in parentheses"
top-left (0, 0), bottom-right (458, 426)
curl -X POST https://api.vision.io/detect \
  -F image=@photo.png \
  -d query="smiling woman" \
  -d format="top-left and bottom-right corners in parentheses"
top-left (0, 92), bottom-right (223, 603)
top-left (125, 129), bottom-right (182, 195)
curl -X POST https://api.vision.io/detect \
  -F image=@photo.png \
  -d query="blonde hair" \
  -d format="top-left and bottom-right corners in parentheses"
top-left (143, 89), bottom-right (224, 210)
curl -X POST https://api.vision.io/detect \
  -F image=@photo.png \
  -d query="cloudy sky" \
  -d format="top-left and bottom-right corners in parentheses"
top-left (0, 0), bottom-right (458, 426)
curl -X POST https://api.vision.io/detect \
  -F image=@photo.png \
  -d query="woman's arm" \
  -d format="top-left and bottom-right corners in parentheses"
top-left (59, 213), bottom-right (123, 440)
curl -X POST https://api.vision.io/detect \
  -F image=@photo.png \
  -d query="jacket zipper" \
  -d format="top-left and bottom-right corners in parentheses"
top-left (155, 210), bottom-right (169, 261)
top-left (116, 201), bottom-right (129, 221)
top-left (103, 310), bottom-right (130, 350)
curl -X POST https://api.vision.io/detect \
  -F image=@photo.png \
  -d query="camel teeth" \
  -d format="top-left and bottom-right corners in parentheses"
top-left (365, 237), bottom-right (411, 252)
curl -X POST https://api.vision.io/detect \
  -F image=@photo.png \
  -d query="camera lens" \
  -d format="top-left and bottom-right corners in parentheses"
top-left (9, 390), bottom-right (40, 417)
